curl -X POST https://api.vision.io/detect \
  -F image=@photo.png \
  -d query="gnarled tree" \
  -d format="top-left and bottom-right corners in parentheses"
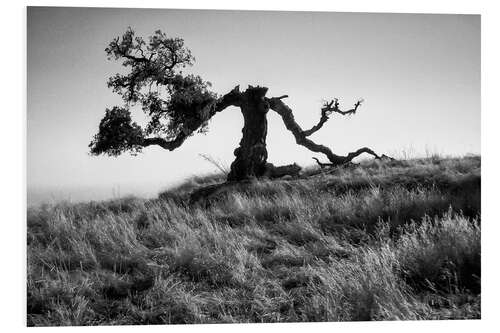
top-left (90, 28), bottom-right (384, 181)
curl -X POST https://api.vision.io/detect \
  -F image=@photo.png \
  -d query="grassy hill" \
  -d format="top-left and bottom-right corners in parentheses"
top-left (27, 155), bottom-right (481, 326)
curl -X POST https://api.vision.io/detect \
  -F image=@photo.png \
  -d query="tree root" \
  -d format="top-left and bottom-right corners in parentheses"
top-left (264, 163), bottom-right (302, 179)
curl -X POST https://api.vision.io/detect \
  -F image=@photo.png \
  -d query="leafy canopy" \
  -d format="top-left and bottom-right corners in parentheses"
top-left (90, 28), bottom-right (217, 156)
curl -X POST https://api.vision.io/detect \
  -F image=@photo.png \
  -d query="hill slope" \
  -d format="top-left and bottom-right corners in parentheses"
top-left (27, 156), bottom-right (481, 325)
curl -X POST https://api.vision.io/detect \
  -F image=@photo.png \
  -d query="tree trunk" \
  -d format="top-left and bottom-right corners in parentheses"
top-left (227, 86), bottom-right (270, 181)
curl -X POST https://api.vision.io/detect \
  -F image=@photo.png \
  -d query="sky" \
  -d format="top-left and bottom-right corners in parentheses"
top-left (27, 7), bottom-right (480, 205)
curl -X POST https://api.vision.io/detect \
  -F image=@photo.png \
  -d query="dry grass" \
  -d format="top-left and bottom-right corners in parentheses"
top-left (27, 155), bottom-right (481, 326)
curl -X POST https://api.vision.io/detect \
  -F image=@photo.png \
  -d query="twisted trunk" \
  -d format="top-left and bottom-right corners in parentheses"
top-left (227, 86), bottom-right (270, 181)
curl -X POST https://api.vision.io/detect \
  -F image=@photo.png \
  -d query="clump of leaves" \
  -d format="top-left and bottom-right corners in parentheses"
top-left (90, 28), bottom-right (217, 156)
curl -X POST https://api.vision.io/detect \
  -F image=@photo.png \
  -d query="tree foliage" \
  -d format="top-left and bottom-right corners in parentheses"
top-left (89, 28), bottom-right (217, 156)
top-left (89, 107), bottom-right (143, 156)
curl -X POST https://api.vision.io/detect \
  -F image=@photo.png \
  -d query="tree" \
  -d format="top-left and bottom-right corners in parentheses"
top-left (90, 28), bottom-right (384, 181)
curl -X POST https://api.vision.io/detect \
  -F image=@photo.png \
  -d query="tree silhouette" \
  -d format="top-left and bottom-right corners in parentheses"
top-left (90, 28), bottom-right (384, 181)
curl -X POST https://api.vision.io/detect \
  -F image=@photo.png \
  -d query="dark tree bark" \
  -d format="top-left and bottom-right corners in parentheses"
top-left (227, 86), bottom-right (270, 181)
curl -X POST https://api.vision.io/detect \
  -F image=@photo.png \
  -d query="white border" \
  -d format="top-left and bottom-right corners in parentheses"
top-left (2, 0), bottom-right (499, 332)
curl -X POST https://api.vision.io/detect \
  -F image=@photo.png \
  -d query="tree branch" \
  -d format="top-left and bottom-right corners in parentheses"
top-left (302, 110), bottom-right (329, 137)
top-left (324, 98), bottom-right (363, 115)
top-left (267, 97), bottom-right (381, 166)
top-left (140, 86), bottom-right (242, 151)
top-left (312, 157), bottom-right (335, 169)
top-left (302, 98), bottom-right (363, 137)
top-left (108, 35), bottom-right (151, 64)
top-left (118, 49), bottom-right (150, 63)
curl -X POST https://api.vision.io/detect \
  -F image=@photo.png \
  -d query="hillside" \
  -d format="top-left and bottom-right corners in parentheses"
top-left (27, 156), bottom-right (481, 326)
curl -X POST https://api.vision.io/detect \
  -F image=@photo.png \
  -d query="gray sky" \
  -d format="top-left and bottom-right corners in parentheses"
top-left (27, 7), bottom-right (480, 204)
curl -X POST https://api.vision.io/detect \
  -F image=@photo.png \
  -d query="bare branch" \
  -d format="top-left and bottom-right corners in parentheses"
top-left (344, 147), bottom-right (381, 161)
top-left (142, 135), bottom-right (187, 151)
top-left (302, 109), bottom-right (330, 137)
top-left (312, 157), bottom-right (334, 169)
top-left (268, 97), bottom-right (381, 166)
top-left (323, 98), bottom-right (363, 115)
top-left (300, 98), bottom-right (363, 137)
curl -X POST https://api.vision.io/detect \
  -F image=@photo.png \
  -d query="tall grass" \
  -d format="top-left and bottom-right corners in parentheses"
top-left (27, 156), bottom-right (481, 325)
